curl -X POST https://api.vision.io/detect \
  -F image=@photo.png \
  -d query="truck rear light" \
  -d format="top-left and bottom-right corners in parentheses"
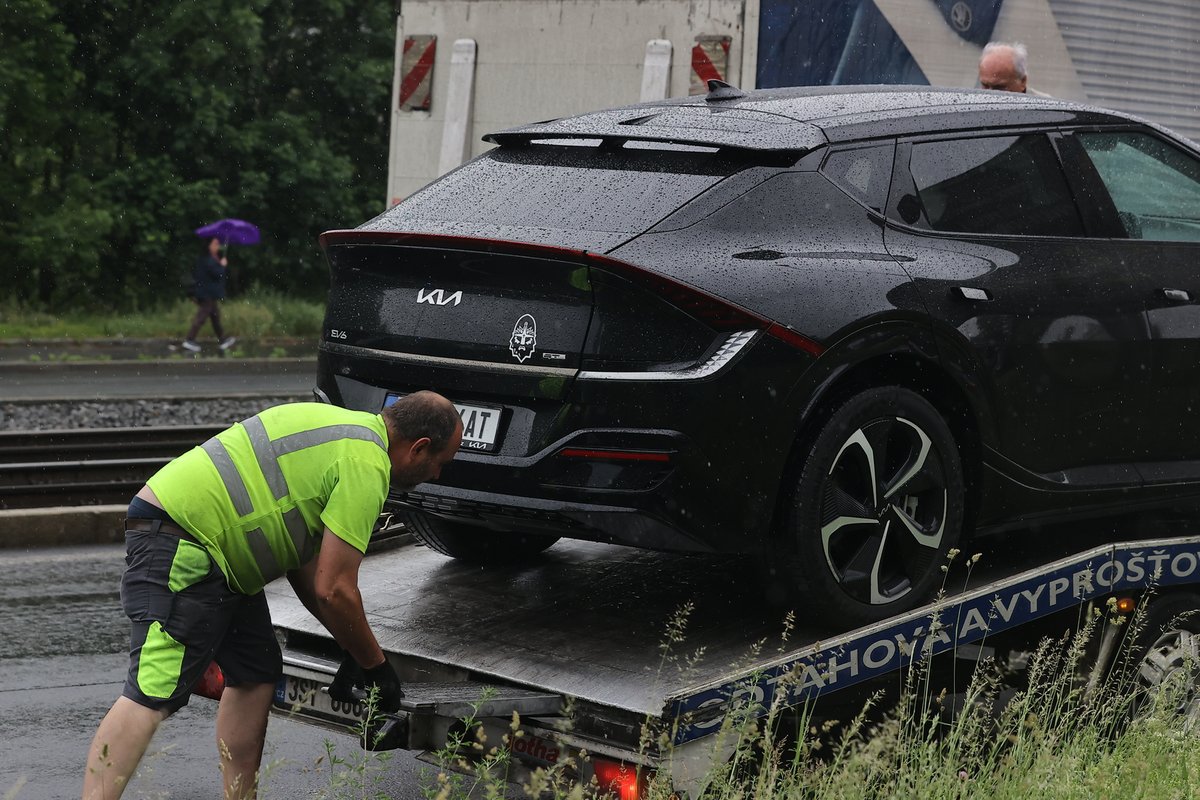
top-left (593, 758), bottom-right (652, 800)
top-left (557, 448), bottom-right (671, 463)
top-left (193, 661), bottom-right (225, 700)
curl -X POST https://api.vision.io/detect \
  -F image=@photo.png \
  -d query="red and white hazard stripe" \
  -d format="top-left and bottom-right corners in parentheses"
top-left (690, 35), bottom-right (731, 95)
top-left (399, 35), bottom-right (437, 112)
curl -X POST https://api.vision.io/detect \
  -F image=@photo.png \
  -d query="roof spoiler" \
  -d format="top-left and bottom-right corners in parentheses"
top-left (482, 130), bottom-right (768, 155)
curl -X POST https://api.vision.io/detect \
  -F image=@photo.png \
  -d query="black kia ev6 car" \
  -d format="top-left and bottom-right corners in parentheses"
top-left (316, 84), bottom-right (1200, 626)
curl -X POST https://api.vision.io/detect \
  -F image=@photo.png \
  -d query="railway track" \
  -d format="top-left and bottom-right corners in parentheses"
top-left (0, 425), bottom-right (223, 508)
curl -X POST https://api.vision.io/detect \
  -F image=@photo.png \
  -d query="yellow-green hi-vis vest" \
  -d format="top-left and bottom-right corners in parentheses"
top-left (148, 403), bottom-right (391, 594)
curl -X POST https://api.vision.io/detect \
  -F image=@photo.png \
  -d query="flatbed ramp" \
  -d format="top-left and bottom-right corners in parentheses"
top-left (267, 527), bottom-right (1199, 731)
top-left (267, 539), bottom-right (804, 719)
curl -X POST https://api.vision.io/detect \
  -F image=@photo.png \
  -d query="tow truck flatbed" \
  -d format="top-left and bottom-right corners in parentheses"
top-left (270, 539), bottom-right (824, 719)
top-left (266, 527), bottom-right (1200, 793)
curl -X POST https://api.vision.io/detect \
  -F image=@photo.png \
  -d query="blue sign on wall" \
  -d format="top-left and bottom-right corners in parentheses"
top-left (933, 0), bottom-right (1005, 45)
top-left (757, 0), bottom-right (1007, 89)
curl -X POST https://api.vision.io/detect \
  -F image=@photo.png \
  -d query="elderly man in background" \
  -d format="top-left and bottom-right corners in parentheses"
top-left (978, 41), bottom-right (1034, 94)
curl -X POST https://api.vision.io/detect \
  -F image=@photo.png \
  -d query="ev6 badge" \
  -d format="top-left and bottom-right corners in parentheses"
top-left (509, 314), bottom-right (537, 363)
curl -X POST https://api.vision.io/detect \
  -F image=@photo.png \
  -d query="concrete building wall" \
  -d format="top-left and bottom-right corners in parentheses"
top-left (388, 0), bottom-right (747, 205)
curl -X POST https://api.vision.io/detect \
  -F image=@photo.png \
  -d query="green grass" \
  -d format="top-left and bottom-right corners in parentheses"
top-left (0, 289), bottom-right (325, 340)
top-left (401, 598), bottom-right (1200, 800)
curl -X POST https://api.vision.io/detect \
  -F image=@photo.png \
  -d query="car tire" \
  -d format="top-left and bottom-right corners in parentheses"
top-left (1126, 592), bottom-right (1200, 726)
top-left (781, 386), bottom-right (964, 627)
top-left (404, 511), bottom-right (560, 563)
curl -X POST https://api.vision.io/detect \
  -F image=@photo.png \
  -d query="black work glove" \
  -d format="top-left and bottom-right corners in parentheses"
top-left (327, 652), bottom-right (365, 704)
top-left (363, 659), bottom-right (405, 713)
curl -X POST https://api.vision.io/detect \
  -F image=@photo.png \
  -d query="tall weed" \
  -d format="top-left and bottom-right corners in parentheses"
top-left (405, 592), bottom-right (1200, 800)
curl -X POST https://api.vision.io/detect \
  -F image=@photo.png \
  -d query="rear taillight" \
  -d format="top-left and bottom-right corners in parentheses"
top-left (193, 661), bottom-right (225, 700)
top-left (766, 321), bottom-right (824, 355)
top-left (592, 759), bottom-right (652, 800)
top-left (317, 230), bottom-right (824, 357)
top-left (591, 256), bottom-right (758, 332)
top-left (621, 268), bottom-right (761, 332)
top-left (590, 254), bottom-right (823, 355)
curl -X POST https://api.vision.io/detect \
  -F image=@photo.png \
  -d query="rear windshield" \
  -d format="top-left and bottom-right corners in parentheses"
top-left (382, 145), bottom-right (741, 234)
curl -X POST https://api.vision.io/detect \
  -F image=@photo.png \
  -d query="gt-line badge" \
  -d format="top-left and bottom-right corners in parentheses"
top-left (509, 314), bottom-right (537, 363)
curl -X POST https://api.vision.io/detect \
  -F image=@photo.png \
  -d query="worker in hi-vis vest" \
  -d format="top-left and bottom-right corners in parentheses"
top-left (83, 391), bottom-right (463, 800)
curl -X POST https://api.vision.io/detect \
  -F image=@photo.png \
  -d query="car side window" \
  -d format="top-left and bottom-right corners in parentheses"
top-left (1077, 131), bottom-right (1200, 242)
top-left (821, 143), bottom-right (894, 213)
top-left (908, 134), bottom-right (1084, 237)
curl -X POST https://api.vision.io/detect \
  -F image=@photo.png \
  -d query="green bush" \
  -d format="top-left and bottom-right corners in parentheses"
top-left (0, 290), bottom-right (324, 340)
top-left (220, 300), bottom-right (277, 339)
top-left (249, 286), bottom-right (326, 337)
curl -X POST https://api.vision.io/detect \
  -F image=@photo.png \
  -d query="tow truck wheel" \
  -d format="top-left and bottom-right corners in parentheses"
top-left (783, 386), bottom-right (964, 627)
top-left (1129, 593), bottom-right (1200, 726)
top-left (404, 511), bottom-right (560, 563)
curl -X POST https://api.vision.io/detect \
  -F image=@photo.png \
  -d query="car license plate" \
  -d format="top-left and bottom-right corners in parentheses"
top-left (273, 675), bottom-right (367, 727)
top-left (384, 394), bottom-right (503, 453)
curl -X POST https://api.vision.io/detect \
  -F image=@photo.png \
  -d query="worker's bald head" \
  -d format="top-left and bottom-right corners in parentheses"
top-left (383, 390), bottom-right (462, 453)
top-left (382, 391), bottom-right (463, 490)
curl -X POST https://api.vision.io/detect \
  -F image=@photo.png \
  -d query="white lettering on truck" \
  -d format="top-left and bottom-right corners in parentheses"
top-left (684, 543), bottom-right (1200, 741)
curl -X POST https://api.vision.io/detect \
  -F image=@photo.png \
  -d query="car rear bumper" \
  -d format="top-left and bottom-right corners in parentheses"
top-left (390, 483), bottom-right (714, 552)
top-left (318, 333), bottom-right (817, 555)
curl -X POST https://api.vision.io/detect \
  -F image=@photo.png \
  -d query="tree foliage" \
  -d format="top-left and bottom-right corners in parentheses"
top-left (0, 0), bottom-right (393, 310)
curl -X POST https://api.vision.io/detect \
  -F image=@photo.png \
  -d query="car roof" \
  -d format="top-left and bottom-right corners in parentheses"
top-left (485, 84), bottom-right (1145, 154)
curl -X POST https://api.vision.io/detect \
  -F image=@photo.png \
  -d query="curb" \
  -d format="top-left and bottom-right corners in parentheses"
top-left (0, 338), bottom-right (319, 365)
top-left (1, 357), bottom-right (317, 373)
top-left (0, 506), bottom-right (417, 553)
top-left (0, 337), bottom-right (312, 347)
top-left (0, 505), bottom-right (127, 548)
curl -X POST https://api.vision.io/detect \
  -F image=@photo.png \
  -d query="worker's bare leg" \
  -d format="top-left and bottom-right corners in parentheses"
top-left (216, 682), bottom-right (275, 799)
top-left (82, 696), bottom-right (169, 799)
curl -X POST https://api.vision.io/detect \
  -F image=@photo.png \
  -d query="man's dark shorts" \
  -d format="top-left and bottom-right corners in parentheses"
top-left (120, 521), bottom-right (281, 714)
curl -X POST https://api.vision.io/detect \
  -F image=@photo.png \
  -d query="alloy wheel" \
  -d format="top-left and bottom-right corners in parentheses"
top-left (818, 416), bottom-right (948, 605)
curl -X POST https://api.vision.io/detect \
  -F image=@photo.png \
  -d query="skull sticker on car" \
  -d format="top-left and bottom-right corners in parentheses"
top-left (509, 314), bottom-right (537, 363)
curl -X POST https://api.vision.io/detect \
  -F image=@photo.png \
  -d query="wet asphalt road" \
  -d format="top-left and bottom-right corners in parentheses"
top-left (0, 545), bottom-right (426, 800)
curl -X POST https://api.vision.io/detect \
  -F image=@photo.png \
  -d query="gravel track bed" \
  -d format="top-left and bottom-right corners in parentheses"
top-left (0, 396), bottom-right (307, 431)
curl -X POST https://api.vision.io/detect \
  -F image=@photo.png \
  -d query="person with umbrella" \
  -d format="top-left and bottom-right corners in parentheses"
top-left (182, 219), bottom-right (258, 353)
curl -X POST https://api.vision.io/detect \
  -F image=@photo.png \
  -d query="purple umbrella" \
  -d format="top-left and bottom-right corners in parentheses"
top-left (195, 218), bottom-right (260, 246)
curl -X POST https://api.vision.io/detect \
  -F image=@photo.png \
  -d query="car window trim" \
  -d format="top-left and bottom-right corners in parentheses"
top-left (1048, 130), bottom-right (1127, 239)
top-left (883, 130), bottom-right (1089, 242)
top-left (1059, 125), bottom-right (1200, 245)
top-left (818, 141), bottom-right (897, 217)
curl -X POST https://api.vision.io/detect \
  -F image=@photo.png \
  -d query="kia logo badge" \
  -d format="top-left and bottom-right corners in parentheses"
top-left (417, 288), bottom-right (463, 306)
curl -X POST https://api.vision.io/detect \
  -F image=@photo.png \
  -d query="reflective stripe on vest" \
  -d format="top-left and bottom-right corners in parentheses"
top-left (200, 437), bottom-right (254, 516)
top-left (201, 416), bottom-right (387, 582)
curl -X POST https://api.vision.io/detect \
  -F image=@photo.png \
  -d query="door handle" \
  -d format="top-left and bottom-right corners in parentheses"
top-left (1160, 288), bottom-right (1192, 302)
top-left (954, 286), bottom-right (992, 302)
